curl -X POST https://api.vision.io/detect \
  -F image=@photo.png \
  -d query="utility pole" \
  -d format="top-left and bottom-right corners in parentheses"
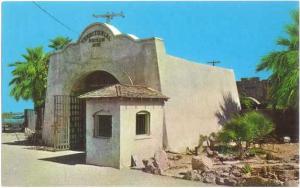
top-left (207, 60), bottom-right (220, 66)
top-left (93, 11), bottom-right (125, 23)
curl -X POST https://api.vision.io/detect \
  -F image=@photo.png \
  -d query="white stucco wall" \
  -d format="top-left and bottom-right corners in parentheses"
top-left (155, 38), bottom-right (240, 152)
top-left (119, 100), bottom-right (164, 168)
top-left (44, 22), bottom-right (240, 155)
top-left (86, 99), bottom-right (121, 168)
top-left (85, 99), bottom-right (164, 169)
top-left (43, 23), bottom-right (162, 145)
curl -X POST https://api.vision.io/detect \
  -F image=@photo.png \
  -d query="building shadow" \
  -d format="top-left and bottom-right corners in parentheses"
top-left (2, 140), bottom-right (32, 146)
top-left (39, 153), bottom-right (86, 165)
top-left (215, 93), bottom-right (240, 126)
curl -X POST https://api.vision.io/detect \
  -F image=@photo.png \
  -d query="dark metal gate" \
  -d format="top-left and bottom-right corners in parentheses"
top-left (53, 95), bottom-right (85, 150)
top-left (69, 96), bottom-right (86, 150)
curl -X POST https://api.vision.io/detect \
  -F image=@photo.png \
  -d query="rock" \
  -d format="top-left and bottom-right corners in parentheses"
top-left (270, 179), bottom-right (284, 186)
top-left (168, 154), bottom-right (182, 161)
top-left (284, 180), bottom-right (299, 187)
top-left (242, 176), bottom-right (283, 186)
top-left (152, 168), bottom-right (161, 175)
top-left (266, 153), bottom-right (280, 160)
top-left (213, 150), bottom-right (219, 156)
top-left (222, 160), bottom-right (240, 165)
top-left (220, 172), bottom-right (230, 177)
top-left (215, 177), bottom-right (225, 185)
top-left (218, 154), bottom-right (237, 162)
top-left (191, 155), bottom-right (213, 171)
top-left (143, 163), bottom-right (156, 174)
top-left (153, 150), bottom-right (169, 171)
top-left (131, 155), bottom-right (144, 169)
top-left (277, 170), bottom-right (296, 182)
top-left (266, 160), bottom-right (279, 164)
top-left (290, 155), bottom-right (299, 163)
top-left (283, 136), bottom-right (291, 143)
top-left (183, 170), bottom-right (202, 181)
top-left (203, 176), bottom-right (215, 184)
top-left (224, 177), bottom-right (238, 186)
top-left (206, 147), bottom-right (214, 157)
top-left (231, 168), bottom-right (242, 177)
top-left (202, 171), bottom-right (216, 184)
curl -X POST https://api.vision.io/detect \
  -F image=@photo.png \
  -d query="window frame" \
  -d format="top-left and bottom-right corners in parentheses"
top-left (135, 111), bottom-right (150, 136)
top-left (93, 110), bottom-right (112, 138)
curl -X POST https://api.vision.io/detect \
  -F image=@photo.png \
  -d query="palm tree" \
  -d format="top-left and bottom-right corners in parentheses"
top-left (48, 36), bottom-right (72, 51)
top-left (9, 47), bottom-right (49, 130)
top-left (256, 10), bottom-right (299, 109)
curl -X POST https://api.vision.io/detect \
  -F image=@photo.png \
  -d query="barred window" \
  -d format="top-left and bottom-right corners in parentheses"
top-left (136, 111), bottom-right (150, 135)
top-left (94, 115), bottom-right (112, 138)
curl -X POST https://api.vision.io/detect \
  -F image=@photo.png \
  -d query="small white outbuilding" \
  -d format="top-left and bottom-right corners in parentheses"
top-left (79, 84), bottom-right (169, 168)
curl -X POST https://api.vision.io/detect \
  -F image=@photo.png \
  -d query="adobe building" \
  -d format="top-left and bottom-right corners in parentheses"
top-left (42, 22), bottom-right (240, 167)
top-left (79, 84), bottom-right (168, 168)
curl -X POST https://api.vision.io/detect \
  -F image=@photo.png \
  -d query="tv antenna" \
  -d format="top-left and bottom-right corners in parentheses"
top-left (93, 11), bottom-right (125, 23)
top-left (207, 60), bottom-right (220, 66)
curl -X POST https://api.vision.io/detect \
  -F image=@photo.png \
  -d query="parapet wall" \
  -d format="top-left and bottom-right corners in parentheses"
top-left (155, 38), bottom-right (240, 152)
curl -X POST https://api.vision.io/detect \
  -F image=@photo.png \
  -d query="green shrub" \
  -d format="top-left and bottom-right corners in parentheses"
top-left (218, 111), bottom-right (274, 158)
top-left (242, 163), bottom-right (252, 174)
top-left (240, 97), bottom-right (257, 110)
top-left (215, 144), bottom-right (240, 155)
top-left (248, 147), bottom-right (266, 156)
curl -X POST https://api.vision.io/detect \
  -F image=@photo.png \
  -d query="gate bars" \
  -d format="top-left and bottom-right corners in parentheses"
top-left (53, 95), bottom-right (85, 150)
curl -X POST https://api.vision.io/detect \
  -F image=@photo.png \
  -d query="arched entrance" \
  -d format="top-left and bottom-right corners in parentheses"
top-left (53, 71), bottom-right (120, 150)
top-left (71, 70), bottom-right (120, 96)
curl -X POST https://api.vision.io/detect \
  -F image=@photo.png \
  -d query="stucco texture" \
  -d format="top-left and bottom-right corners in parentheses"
top-left (43, 22), bottom-right (240, 156)
top-left (86, 99), bottom-right (164, 168)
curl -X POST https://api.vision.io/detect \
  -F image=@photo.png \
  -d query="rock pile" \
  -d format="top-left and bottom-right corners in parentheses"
top-left (139, 150), bottom-right (170, 175)
top-left (135, 148), bottom-right (299, 186)
top-left (183, 163), bottom-right (241, 186)
top-left (191, 155), bottom-right (213, 171)
top-left (185, 159), bottom-right (299, 186)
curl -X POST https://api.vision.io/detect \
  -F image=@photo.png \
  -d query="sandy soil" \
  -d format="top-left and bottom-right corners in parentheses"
top-left (1, 133), bottom-right (210, 187)
top-left (164, 143), bottom-right (299, 179)
top-left (261, 143), bottom-right (299, 161)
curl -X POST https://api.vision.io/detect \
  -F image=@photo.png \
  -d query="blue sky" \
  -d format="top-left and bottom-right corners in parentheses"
top-left (2, 1), bottom-right (298, 112)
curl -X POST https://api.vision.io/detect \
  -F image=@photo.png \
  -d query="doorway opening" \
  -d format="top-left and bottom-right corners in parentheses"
top-left (53, 71), bottom-right (120, 150)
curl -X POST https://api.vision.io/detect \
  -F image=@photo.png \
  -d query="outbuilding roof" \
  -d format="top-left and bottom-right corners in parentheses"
top-left (78, 84), bottom-right (169, 100)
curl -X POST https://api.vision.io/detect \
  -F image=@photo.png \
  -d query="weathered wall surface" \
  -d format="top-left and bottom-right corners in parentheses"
top-left (155, 40), bottom-right (240, 152)
top-left (85, 99), bottom-right (121, 168)
top-left (43, 23), bottom-right (162, 145)
top-left (119, 100), bottom-right (164, 168)
top-left (85, 99), bottom-right (164, 168)
top-left (44, 22), bottom-right (240, 155)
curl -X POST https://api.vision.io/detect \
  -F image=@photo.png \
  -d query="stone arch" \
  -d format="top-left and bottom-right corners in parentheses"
top-left (70, 70), bottom-right (120, 96)
top-left (245, 97), bottom-right (261, 105)
top-left (64, 65), bottom-right (133, 95)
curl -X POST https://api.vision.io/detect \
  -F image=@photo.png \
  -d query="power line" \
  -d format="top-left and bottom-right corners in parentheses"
top-left (32, 1), bottom-right (77, 34)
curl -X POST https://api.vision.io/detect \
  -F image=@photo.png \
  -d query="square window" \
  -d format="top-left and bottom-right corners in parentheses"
top-left (136, 112), bottom-right (150, 135)
top-left (94, 115), bottom-right (112, 137)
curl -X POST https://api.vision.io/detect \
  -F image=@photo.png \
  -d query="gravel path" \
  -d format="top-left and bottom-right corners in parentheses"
top-left (2, 133), bottom-right (211, 186)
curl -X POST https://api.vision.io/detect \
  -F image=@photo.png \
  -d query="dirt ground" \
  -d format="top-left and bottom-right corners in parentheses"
top-left (261, 143), bottom-right (299, 161)
top-left (164, 143), bottom-right (299, 181)
top-left (1, 133), bottom-right (211, 187)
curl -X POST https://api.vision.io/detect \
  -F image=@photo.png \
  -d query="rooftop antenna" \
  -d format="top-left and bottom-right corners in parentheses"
top-left (207, 60), bottom-right (220, 66)
top-left (93, 11), bottom-right (125, 24)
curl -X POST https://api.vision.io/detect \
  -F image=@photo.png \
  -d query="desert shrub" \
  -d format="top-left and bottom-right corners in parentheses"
top-left (215, 144), bottom-right (238, 155)
top-left (218, 111), bottom-right (274, 158)
top-left (248, 147), bottom-right (266, 156)
top-left (240, 97), bottom-right (257, 110)
top-left (242, 163), bottom-right (252, 174)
